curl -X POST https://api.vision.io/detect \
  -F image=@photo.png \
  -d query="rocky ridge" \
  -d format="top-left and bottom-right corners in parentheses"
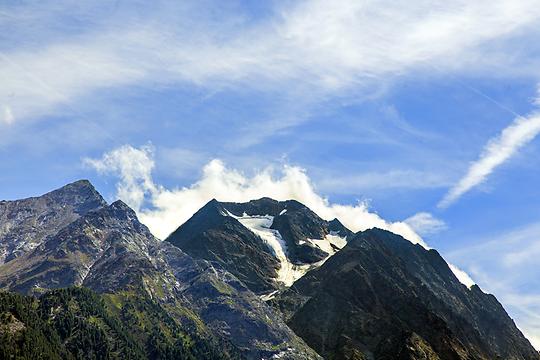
top-left (167, 197), bottom-right (353, 295)
top-left (0, 180), bottom-right (106, 264)
top-left (0, 182), bottom-right (319, 360)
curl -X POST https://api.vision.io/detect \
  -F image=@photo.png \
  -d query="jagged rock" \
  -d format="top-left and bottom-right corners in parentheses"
top-left (167, 198), bottom-right (352, 294)
top-left (275, 228), bottom-right (539, 360)
top-left (0, 200), bottom-right (153, 295)
top-left (0, 180), bottom-right (106, 264)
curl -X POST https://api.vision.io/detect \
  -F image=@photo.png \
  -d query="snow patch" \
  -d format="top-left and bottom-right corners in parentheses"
top-left (260, 290), bottom-right (279, 301)
top-left (326, 233), bottom-right (347, 250)
top-left (305, 233), bottom-right (347, 264)
top-left (226, 211), bottom-right (348, 288)
top-left (308, 238), bottom-right (335, 255)
top-left (227, 211), bottom-right (313, 286)
top-left (279, 209), bottom-right (287, 216)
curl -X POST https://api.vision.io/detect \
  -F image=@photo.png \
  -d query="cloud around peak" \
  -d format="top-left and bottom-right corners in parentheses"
top-left (83, 144), bottom-right (157, 211)
top-left (83, 144), bottom-right (427, 246)
top-left (84, 144), bottom-right (478, 289)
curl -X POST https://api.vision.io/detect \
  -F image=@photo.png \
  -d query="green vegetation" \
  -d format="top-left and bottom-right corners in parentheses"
top-left (0, 287), bottom-right (242, 360)
top-left (209, 277), bottom-right (234, 295)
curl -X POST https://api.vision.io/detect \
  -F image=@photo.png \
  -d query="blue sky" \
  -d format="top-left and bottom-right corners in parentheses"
top-left (2, 0), bottom-right (540, 347)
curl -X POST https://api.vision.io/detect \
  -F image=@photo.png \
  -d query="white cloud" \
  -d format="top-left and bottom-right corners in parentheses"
top-left (1, 105), bottom-right (14, 125)
top-left (83, 144), bottom-right (157, 211)
top-left (448, 263), bottom-right (475, 288)
top-left (439, 112), bottom-right (540, 208)
top-left (3, 0), bottom-right (540, 121)
top-left (405, 212), bottom-right (447, 236)
top-left (84, 145), bottom-right (427, 247)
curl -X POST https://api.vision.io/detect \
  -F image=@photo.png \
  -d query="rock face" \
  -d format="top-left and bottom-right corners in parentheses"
top-left (167, 197), bottom-right (352, 294)
top-left (275, 228), bottom-right (540, 360)
top-left (0, 180), bottom-right (106, 264)
top-left (0, 183), bottom-right (320, 360)
top-left (152, 243), bottom-right (319, 360)
top-left (166, 199), bottom-right (281, 294)
top-left (0, 200), bottom-right (155, 294)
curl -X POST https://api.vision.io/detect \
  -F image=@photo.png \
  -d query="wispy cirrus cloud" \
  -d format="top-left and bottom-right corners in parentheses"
top-left (1, 105), bottom-right (14, 125)
top-left (2, 0), bottom-right (540, 124)
top-left (405, 212), bottom-right (447, 236)
top-left (317, 170), bottom-right (451, 193)
top-left (439, 111), bottom-right (540, 208)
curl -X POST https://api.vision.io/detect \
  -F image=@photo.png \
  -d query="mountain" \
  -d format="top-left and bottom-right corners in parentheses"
top-left (274, 228), bottom-right (539, 360)
top-left (167, 197), bottom-right (353, 296)
top-left (166, 199), bottom-right (281, 294)
top-left (0, 200), bottom-right (156, 295)
top-left (167, 199), bottom-right (538, 359)
top-left (1, 181), bottom-right (538, 360)
top-left (0, 183), bottom-right (320, 360)
top-left (0, 180), bottom-right (107, 264)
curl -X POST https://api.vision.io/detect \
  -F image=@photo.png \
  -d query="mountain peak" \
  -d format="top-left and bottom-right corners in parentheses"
top-left (0, 179), bottom-right (108, 264)
top-left (46, 179), bottom-right (107, 213)
top-left (193, 198), bottom-right (228, 218)
top-left (254, 196), bottom-right (278, 202)
top-left (51, 178), bottom-right (97, 193)
top-left (277, 227), bottom-right (539, 360)
top-left (68, 178), bottom-right (93, 187)
top-left (109, 199), bottom-right (133, 212)
top-left (167, 197), bottom-right (353, 293)
top-left (328, 218), bottom-right (354, 237)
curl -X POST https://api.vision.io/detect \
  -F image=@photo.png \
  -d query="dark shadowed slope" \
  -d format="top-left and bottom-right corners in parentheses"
top-left (275, 228), bottom-right (539, 360)
top-left (166, 199), bottom-right (281, 294)
top-left (167, 197), bottom-right (352, 295)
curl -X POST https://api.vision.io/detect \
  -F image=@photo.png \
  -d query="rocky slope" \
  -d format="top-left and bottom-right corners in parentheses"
top-left (0, 200), bottom-right (155, 295)
top-left (167, 197), bottom-right (352, 295)
top-left (0, 180), bottom-right (106, 264)
top-left (275, 228), bottom-right (539, 360)
top-left (0, 183), bottom-right (320, 360)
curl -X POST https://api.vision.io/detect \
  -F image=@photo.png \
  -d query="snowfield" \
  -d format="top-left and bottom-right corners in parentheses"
top-left (227, 211), bottom-right (347, 288)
